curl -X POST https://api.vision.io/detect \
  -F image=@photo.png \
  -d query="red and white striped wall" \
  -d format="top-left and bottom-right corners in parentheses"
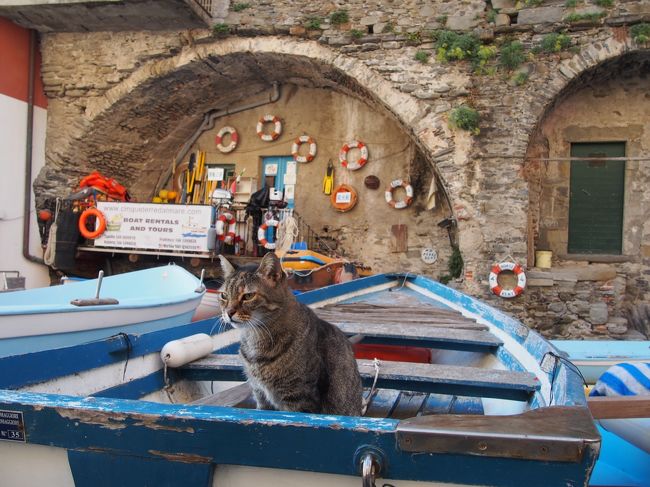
top-left (0, 17), bottom-right (50, 289)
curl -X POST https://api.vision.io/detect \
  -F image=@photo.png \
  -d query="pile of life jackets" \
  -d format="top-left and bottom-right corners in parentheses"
top-left (78, 171), bottom-right (131, 202)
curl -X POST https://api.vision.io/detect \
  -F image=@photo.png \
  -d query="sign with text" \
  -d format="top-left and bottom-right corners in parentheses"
top-left (0, 410), bottom-right (25, 442)
top-left (95, 202), bottom-right (213, 252)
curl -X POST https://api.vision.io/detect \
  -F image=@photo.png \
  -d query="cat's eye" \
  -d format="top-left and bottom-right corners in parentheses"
top-left (242, 292), bottom-right (256, 301)
top-left (218, 292), bottom-right (228, 301)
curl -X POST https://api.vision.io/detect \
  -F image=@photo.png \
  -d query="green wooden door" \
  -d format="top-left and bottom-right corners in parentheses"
top-left (568, 142), bottom-right (625, 254)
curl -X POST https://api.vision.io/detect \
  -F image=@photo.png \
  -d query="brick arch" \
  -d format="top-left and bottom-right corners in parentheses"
top-left (35, 36), bottom-right (457, 211)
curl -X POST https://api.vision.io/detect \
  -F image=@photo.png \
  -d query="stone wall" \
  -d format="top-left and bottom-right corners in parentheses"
top-left (31, 0), bottom-right (650, 338)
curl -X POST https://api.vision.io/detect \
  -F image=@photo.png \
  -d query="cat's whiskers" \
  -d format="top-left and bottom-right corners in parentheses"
top-left (248, 316), bottom-right (274, 347)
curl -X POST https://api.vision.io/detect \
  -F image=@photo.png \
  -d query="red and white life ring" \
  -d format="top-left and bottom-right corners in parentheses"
top-left (215, 126), bottom-right (239, 153)
top-left (257, 218), bottom-right (279, 249)
top-left (385, 179), bottom-right (414, 209)
top-left (256, 115), bottom-right (282, 142)
top-left (488, 262), bottom-right (526, 298)
top-left (217, 212), bottom-right (237, 244)
top-left (291, 135), bottom-right (317, 163)
top-left (339, 140), bottom-right (368, 170)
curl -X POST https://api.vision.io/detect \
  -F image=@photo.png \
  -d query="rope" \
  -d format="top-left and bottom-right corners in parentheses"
top-left (43, 199), bottom-right (61, 267)
top-left (275, 214), bottom-right (299, 254)
top-left (361, 358), bottom-right (381, 416)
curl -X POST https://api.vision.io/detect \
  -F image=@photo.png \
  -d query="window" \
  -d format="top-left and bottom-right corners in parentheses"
top-left (568, 142), bottom-right (625, 254)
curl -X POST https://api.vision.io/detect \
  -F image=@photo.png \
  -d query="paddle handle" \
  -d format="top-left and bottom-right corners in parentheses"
top-left (95, 270), bottom-right (104, 299)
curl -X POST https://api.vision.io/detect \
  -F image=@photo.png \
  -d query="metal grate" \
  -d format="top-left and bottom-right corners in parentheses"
top-left (191, 0), bottom-right (213, 16)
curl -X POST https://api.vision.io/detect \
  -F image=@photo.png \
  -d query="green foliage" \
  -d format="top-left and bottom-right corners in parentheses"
top-left (499, 41), bottom-right (525, 70)
top-left (564, 0), bottom-right (578, 7)
top-left (523, 0), bottom-right (544, 6)
top-left (439, 246), bottom-right (464, 284)
top-left (433, 30), bottom-right (481, 62)
top-left (436, 15), bottom-right (448, 25)
top-left (330, 10), bottom-right (349, 25)
top-left (513, 71), bottom-right (529, 85)
top-left (474, 45), bottom-right (498, 74)
top-left (449, 105), bottom-right (481, 135)
top-left (487, 9), bottom-right (498, 23)
top-left (594, 0), bottom-right (614, 7)
top-left (382, 22), bottom-right (395, 33)
top-left (212, 23), bottom-right (230, 36)
top-left (414, 50), bottom-right (430, 63)
top-left (304, 16), bottom-right (322, 30)
top-left (563, 11), bottom-right (606, 23)
top-left (539, 32), bottom-right (572, 52)
top-left (350, 29), bottom-right (364, 39)
top-left (630, 23), bottom-right (650, 44)
top-left (232, 2), bottom-right (250, 12)
top-left (406, 31), bottom-right (422, 44)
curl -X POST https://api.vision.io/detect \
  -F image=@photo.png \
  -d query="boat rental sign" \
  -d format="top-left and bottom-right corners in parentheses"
top-left (95, 202), bottom-right (213, 252)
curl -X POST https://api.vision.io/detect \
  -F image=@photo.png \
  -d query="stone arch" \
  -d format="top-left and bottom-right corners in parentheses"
top-left (35, 36), bottom-right (457, 211)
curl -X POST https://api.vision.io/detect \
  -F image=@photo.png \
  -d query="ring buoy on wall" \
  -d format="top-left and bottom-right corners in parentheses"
top-left (257, 218), bottom-right (279, 249)
top-left (330, 184), bottom-right (358, 213)
top-left (339, 140), bottom-right (369, 171)
top-left (489, 262), bottom-right (527, 298)
top-left (78, 208), bottom-right (107, 240)
top-left (256, 115), bottom-right (282, 142)
top-left (217, 212), bottom-right (237, 244)
top-left (215, 126), bottom-right (239, 153)
top-left (385, 179), bottom-right (414, 209)
top-left (291, 135), bottom-right (317, 163)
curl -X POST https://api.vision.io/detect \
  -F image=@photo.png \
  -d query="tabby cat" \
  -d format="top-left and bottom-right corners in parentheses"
top-left (219, 252), bottom-right (363, 416)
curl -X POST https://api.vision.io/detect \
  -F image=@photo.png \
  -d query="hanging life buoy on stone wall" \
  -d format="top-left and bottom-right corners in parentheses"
top-left (256, 115), bottom-right (282, 142)
top-left (330, 184), bottom-right (358, 213)
top-left (215, 126), bottom-right (239, 153)
top-left (217, 212), bottom-right (237, 244)
top-left (339, 140), bottom-right (368, 170)
top-left (257, 218), bottom-right (280, 250)
top-left (78, 207), bottom-right (107, 240)
top-left (489, 261), bottom-right (527, 298)
top-left (291, 135), bottom-right (317, 163)
top-left (385, 179), bottom-right (414, 209)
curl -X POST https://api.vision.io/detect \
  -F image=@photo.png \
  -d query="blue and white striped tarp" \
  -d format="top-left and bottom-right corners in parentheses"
top-left (590, 362), bottom-right (650, 397)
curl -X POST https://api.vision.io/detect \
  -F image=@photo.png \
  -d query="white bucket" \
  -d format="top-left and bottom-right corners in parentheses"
top-left (535, 250), bottom-right (552, 269)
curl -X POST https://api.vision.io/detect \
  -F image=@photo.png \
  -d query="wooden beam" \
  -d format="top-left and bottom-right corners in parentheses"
top-left (587, 396), bottom-right (650, 419)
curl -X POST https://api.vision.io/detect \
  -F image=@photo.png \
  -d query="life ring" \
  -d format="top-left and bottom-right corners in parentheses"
top-left (291, 135), bottom-right (317, 163)
top-left (488, 262), bottom-right (527, 299)
top-left (215, 126), bottom-right (239, 153)
top-left (256, 115), bottom-right (282, 142)
top-left (330, 184), bottom-right (358, 213)
top-left (78, 208), bottom-right (106, 240)
top-left (217, 212), bottom-right (237, 244)
top-left (339, 140), bottom-right (368, 171)
top-left (257, 219), bottom-right (279, 249)
top-left (385, 179), bottom-right (414, 209)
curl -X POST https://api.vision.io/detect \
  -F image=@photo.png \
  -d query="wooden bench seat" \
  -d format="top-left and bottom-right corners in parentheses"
top-left (180, 355), bottom-right (539, 401)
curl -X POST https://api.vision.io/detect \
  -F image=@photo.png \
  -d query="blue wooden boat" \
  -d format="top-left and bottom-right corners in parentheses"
top-left (0, 273), bottom-right (599, 486)
top-left (0, 265), bottom-right (205, 357)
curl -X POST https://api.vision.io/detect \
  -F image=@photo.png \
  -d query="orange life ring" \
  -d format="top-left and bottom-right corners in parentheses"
top-left (217, 212), bottom-right (237, 244)
top-left (385, 179), bottom-right (414, 209)
top-left (257, 219), bottom-right (279, 249)
top-left (78, 208), bottom-right (106, 240)
top-left (256, 115), bottom-right (282, 142)
top-left (339, 140), bottom-right (368, 171)
top-left (330, 184), bottom-right (358, 213)
top-left (215, 126), bottom-right (239, 153)
top-left (291, 135), bottom-right (317, 163)
top-left (488, 262), bottom-right (527, 298)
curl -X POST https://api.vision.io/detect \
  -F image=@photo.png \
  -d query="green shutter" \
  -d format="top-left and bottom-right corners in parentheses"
top-left (568, 142), bottom-right (625, 254)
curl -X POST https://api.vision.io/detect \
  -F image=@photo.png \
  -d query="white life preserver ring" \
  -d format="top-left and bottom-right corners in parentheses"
top-left (339, 140), bottom-right (368, 170)
top-left (215, 126), bottom-right (239, 153)
top-left (291, 135), bottom-right (317, 163)
top-left (217, 212), bottom-right (237, 244)
top-left (257, 218), bottom-right (279, 250)
top-left (256, 115), bottom-right (282, 142)
top-left (488, 262), bottom-right (526, 299)
top-left (385, 179), bottom-right (414, 209)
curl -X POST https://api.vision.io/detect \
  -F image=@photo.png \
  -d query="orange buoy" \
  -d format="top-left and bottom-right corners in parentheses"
top-left (330, 184), bottom-right (358, 212)
top-left (78, 208), bottom-right (107, 240)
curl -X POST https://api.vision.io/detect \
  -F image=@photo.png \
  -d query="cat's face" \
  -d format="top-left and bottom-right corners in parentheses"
top-left (218, 253), bottom-right (287, 329)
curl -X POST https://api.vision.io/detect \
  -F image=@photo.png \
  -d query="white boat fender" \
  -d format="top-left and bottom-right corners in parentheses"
top-left (161, 333), bottom-right (214, 368)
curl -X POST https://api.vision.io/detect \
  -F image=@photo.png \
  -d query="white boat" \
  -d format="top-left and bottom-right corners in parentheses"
top-left (0, 265), bottom-right (205, 357)
top-left (0, 273), bottom-right (599, 487)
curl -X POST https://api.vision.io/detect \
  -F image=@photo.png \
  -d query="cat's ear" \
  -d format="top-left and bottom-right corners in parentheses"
top-left (220, 255), bottom-right (236, 280)
top-left (257, 252), bottom-right (285, 286)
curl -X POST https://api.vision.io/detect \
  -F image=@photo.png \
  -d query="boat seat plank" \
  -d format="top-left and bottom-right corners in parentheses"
top-left (587, 395), bottom-right (650, 419)
top-left (180, 355), bottom-right (540, 401)
top-left (191, 382), bottom-right (254, 407)
top-left (319, 303), bottom-right (464, 317)
top-left (316, 312), bottom-right (481, 327)
top-left (336, 322), bottom-right (502, 352)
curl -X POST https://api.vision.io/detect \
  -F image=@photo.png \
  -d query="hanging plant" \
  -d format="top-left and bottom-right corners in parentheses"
top-left (449, 105), bottom-right (481, 135)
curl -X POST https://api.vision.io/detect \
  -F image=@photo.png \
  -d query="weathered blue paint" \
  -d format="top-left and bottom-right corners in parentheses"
top-left (0, 318), bottom-right (221, 389)
top-left (68, 450), bottom-right (213, 487)
top-left (0, 390), bottom-right (598, 487)
top-left (297, 274), bottom-right (397, 305)
top-left (91, 371), bottom-right (165, 400)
